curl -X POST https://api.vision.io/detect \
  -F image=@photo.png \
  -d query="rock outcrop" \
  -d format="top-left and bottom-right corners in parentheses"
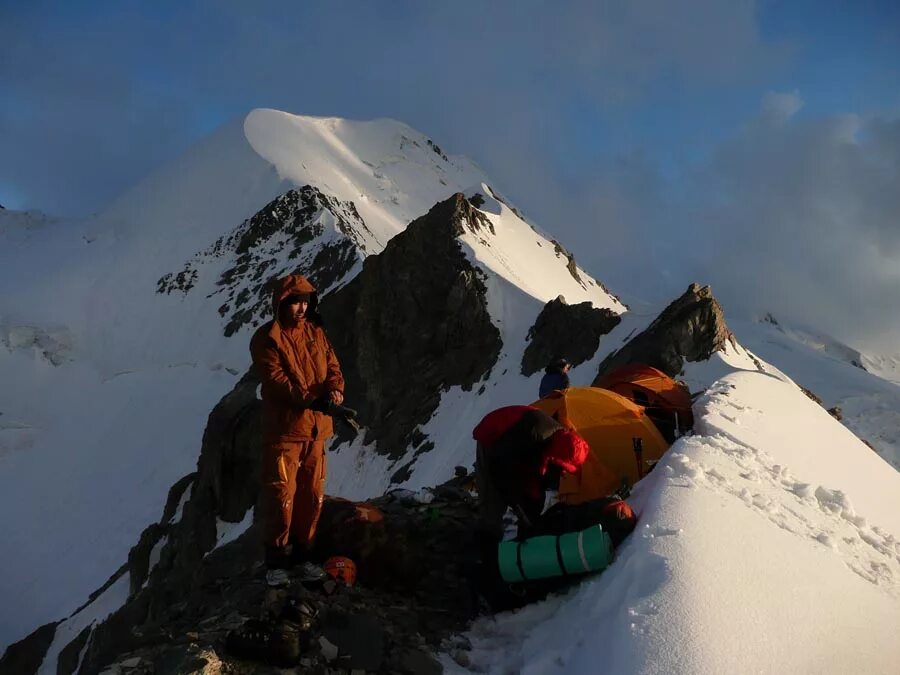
top-left (0, 621), bottom-right (58, 675)
top-left (521, 296), bottom-right (621, 376)
top-left (320, 193), bottom-right (503, 459)
top-left (594, 283), bottom-right (733, 379)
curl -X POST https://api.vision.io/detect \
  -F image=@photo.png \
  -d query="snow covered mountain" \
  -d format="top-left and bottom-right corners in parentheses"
top-left (0, 109), bottom-right (618, 652)
top-left (2, 109), bottom-right (899, 674)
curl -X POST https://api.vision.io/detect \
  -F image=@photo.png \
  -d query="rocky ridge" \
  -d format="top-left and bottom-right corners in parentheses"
top-left (156, 186), bottom-right (375, 337)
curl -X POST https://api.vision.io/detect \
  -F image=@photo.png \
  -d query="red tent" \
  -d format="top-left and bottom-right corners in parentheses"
top-left (595, 364), bottom-right (693, 440)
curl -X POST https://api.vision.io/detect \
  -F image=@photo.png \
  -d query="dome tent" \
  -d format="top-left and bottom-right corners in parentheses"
top-left (531, 387), bottom-right (669, 504)
top-left (595, 363), bottom-right (694, 441)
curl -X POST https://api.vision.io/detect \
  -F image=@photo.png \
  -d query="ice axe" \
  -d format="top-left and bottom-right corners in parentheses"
top-left (310, 397), bottom-right (362, 435)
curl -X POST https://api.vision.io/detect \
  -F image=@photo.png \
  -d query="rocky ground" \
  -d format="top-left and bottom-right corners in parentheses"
top-left (89, 479), bottom-right (488, 675)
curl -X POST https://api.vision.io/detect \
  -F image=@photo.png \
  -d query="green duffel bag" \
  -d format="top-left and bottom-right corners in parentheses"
top-left (497, 524), bottom-right (613, 583)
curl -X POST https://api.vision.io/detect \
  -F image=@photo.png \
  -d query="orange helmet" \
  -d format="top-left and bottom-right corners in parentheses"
top-left (323, 556), bottom-right (357, 586)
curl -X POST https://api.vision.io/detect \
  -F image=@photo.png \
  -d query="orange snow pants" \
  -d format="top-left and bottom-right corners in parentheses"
top-left (260, 439), bottom-right (327, 551)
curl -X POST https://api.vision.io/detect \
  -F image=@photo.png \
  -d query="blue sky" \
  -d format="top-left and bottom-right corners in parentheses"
top-left (1, 0), bottom-right (898, 350)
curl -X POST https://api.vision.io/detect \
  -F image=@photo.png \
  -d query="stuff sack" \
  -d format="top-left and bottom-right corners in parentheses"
top-left (531, 496), bottom-right (637, 547)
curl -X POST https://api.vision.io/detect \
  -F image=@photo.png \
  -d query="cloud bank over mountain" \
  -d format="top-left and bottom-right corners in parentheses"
top-left (568, 93), bottom-right (900, 352)
top-left (1, 1), bottom-right (897, 348)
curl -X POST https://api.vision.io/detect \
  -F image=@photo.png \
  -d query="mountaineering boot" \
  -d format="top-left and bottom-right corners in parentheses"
top-left (265, 544), bottom-right (293, 569)
top-left (225, 618), bottom-right (302, 667)
top-left (282, 597), bottom-right (318, 631)
top-left (296, 561), bottom-right (326, 583)
top-left (264, 544), bottom-right (293, 586)
top-left (287, 543), bottom-right (327, 582)
top-left (266, 569), bottom-right (291, 587)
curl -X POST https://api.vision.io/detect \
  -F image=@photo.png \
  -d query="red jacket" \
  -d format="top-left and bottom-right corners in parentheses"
top-left (473, 405), bottom-right (589, 502)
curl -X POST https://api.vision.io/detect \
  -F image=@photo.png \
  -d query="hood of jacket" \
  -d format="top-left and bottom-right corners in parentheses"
top-left (271, 274), bottom-right (322, 327)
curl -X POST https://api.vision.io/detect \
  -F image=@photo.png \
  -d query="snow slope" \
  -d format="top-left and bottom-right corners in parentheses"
top-left (454, 350), bottom-right (900, 674)
top-left (731, 317), bottom-right (900, 470)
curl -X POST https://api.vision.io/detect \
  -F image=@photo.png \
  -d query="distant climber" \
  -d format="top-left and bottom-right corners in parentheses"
top-left (539, 358), bottom-right (571, 398)
top-left (250, 274), bottom-right (356, 581)
top-left (472, 405), bottom-right (589, 543)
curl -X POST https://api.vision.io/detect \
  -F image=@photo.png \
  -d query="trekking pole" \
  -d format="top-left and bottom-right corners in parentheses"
top-left (513, 504), bottom-right (533, 537)
top-left (632, 437), bottom-right (644, 479)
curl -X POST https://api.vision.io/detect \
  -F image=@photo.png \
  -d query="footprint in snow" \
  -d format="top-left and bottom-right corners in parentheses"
top-left (642, 524), bottom-right (682, 538)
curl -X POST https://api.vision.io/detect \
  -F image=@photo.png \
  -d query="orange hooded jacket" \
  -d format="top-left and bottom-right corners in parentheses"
top-left (249, 275), bottom-right (345, 442)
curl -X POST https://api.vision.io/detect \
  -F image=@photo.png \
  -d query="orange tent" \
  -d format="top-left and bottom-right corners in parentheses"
top-left (531, 387), bottom-right (669, 504)
top-left (595, 364), bottom-right (694, 440)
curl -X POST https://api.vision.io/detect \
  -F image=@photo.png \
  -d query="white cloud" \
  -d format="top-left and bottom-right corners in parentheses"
top-left (564, 95), bottom-right (900, 353)
top-left (1, 0), bottom-right (785, 214)
top-left (760, 90), bottom-right (804, 124)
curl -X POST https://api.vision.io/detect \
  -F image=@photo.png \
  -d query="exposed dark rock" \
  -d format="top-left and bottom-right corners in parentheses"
top-left (595, 283), bottom-right (734, 380)
top-left (0, 621), bottom-right (57, 675)
top-left (551, 240), bottom-right (585, 286)
top-left (799, 386), bottom-right (824, 406)
top-left (426, 138), bottom-right (448, 162)
top-left (151, 645), bottom-right (218, 674)
top-left (742, 348), bottom-right (768, 373)
top-left (320, 610), bottom-right (384, 671)
top-left (320, 193), bottom-right (503, 459)
top-left (129, 523), bottom-right (166, 598)
top-left (57, 625), bottom-right (92, 675)
top-left (521, 295), bottom-right (622, 376)
top-left (827, 406), bottom-right (843, 421)
top-left (156, 186), bottom-right (372, 337)
top-left (467, 193), bottom-right (485, 209)
top-left (390, 461), bottom-right (415, 484)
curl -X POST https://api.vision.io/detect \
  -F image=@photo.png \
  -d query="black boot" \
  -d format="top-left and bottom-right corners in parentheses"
top-left (265, 544), bottom-right (293, 570)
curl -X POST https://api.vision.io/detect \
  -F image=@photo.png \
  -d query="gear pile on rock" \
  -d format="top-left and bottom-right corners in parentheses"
top-left (82, 476), bottom-right (494, 674)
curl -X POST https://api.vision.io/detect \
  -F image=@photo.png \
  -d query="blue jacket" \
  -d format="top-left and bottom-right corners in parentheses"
top-left (539, 371), bottom-right (570, 398)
